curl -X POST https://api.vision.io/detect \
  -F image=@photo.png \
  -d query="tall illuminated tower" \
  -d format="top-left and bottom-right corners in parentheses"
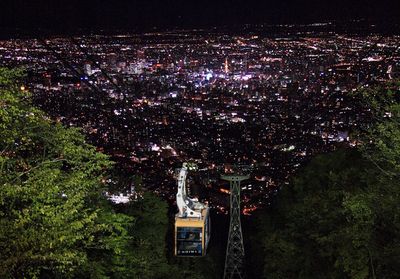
top-left (224, 57), bottom-right (229, 74)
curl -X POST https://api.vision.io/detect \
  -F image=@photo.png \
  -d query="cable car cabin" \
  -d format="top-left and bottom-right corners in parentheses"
top-left (175, 207), bottom-right (210, 257)
top-left (175, 163), bottom-right (211, 257)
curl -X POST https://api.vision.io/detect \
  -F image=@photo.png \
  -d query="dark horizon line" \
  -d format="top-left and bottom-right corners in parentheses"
top-left (1, 18), bottom-right (399, 40)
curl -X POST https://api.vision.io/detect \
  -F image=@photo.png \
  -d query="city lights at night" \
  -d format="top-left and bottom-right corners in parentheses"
top-left (0, 1), bottom-right (399, 278)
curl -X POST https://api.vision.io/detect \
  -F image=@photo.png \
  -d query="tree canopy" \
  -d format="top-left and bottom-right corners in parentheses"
top-left (0, 68), bottom-right (137, 278)
top-left (251, 82), bottom-right (400, 279)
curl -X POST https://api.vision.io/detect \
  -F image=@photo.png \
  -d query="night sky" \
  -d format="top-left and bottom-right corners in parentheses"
top-left (1, 0), bottom-right (399, 34)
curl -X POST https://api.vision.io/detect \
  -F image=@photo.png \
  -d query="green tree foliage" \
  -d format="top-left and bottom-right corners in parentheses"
top-left (0, 68), bottom-right (133, 278)
top-left (119, 192), bottom-right (178, 279)
top-left (357, 81), bottom-right (400, 179)
top-left (251, 83), bottom-right (400, 279)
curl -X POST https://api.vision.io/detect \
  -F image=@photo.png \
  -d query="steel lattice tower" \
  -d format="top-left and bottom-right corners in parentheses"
top-left (221, 174), bottom-right (250, 279)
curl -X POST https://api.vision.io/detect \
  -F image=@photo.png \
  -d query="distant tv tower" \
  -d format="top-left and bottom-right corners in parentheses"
top-left (225, 57), bottom-right (229, 74)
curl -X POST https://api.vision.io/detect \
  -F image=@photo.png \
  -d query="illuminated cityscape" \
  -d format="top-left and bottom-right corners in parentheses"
top-left (1, 24), bottom-right (399, 214)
